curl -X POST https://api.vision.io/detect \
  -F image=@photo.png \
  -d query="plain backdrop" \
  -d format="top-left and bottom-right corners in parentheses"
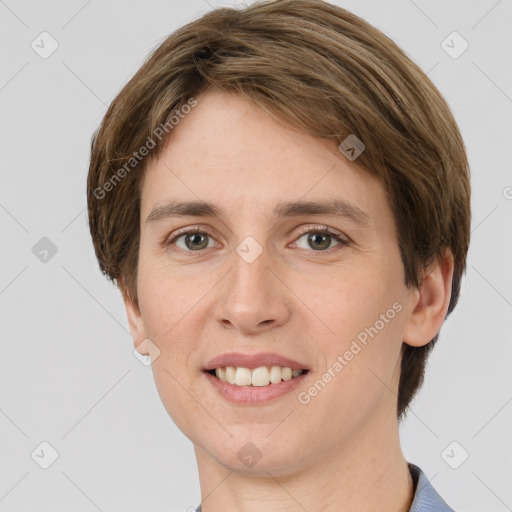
top-left (1, 0), bottom-right (511, 511)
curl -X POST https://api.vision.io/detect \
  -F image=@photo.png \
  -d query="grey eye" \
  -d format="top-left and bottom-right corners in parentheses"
top-left (295, 231), bottom-right (341, 251)
top-left (176, 232), bottom-right (213, 251)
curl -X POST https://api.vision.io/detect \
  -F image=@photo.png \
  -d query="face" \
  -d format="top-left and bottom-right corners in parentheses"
top-left (125, 89), bottom-right (433, 476)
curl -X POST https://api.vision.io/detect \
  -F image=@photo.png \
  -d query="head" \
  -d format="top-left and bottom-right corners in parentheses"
top-left (87, 0), bottom-right (470, 471)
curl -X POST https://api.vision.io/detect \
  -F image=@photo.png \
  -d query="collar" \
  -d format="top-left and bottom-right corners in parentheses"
top-left (408, 462), bottom-right (454, 512)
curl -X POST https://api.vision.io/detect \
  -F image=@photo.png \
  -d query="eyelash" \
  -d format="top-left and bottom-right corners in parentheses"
top-left (164, 225), bottom-right (349, 254)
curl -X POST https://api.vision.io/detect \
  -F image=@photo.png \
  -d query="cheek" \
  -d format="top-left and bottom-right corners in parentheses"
top-left (136, 255), bottom-right (214, 434)
top-left (293, 259), bottom-right (393, 341)
top-left (140, 285), bottom-right (201, 439)
top-left (137, 254), bottom-right (203, 340)
top-left (295, 300), bottom-right (404, 450)
top-left (137, 262), bottom-right (198, 392)
top-left (295, 259), bottom-right (405, 402)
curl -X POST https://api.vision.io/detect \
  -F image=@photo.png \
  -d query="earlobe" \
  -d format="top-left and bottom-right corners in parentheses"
top-left (119, 281), bottom-right (149, 355)
top-left (402, 249), bottom-right (454, 348)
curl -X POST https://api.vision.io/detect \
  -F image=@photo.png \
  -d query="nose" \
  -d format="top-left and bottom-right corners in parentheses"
top-left (215, 243), bottom-right (291, 335)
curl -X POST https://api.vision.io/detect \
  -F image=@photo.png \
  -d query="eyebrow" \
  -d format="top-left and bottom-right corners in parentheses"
top-left (145, 199), bottom-right (371, 226)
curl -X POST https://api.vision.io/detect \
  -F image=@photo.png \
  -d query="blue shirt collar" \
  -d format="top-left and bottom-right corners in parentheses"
top-left (408, 462), bottom-right (454, 512)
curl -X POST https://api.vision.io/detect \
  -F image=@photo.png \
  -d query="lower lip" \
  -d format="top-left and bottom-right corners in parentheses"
top-left (203, 371), bottom-right (309, 404)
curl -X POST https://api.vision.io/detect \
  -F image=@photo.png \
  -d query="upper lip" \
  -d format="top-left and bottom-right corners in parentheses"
top-left (203, 352), bottom-right (310, 371)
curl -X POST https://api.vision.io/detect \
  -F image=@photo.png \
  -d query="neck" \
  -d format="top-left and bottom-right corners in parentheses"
top-left (193, 403), bottom-right (414, 512)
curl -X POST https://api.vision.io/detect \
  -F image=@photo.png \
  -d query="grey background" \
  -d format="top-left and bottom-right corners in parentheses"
top-left (1, 0), bottom-right (511, 510)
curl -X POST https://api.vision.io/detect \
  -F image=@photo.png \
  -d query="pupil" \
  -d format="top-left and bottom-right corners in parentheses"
top-left (309, 233), bottom-right (330, 250)
top-left (187, 233), bottom-right (207, 250)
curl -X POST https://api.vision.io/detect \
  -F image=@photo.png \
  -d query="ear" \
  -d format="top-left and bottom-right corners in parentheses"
top-left (119, 279), bottom-right (149, 356)
top-left (402, 249), bottom-right (454, 348)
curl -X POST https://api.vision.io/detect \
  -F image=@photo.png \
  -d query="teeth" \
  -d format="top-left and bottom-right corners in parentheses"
top-left (235, 367), bottom-right (252, 386)
top-left (212, 366), bottom-right (305, 386)
top-left (225, 366), bottom-right (236, 384)
top-left (215, 368), bottom-right (225, 381)
top-left (282, 367), bottom-right (292, 381)
top-left (269, 365), bottom-right (282, 384)
top-left (251, 366), bottom-right (270, 386)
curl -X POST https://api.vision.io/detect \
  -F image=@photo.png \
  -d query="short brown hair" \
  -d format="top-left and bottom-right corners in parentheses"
top-left (87, 0), bottom-right (471, 421)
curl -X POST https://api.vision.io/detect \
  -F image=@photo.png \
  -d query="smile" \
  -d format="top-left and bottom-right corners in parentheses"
top-left (207, 366), bottom-right (307, 386)
top-left (203, 367), bottom-right (310, 404)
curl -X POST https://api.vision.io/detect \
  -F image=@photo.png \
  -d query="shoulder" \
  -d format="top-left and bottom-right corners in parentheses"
top-left (408, 462), bottom-right (455, 512)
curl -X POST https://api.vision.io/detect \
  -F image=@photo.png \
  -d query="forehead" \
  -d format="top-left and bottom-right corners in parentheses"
top-left (140, 89), bottom-right (388, 227)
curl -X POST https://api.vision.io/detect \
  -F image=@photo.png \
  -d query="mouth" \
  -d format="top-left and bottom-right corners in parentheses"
top-left (203, 366), bottom-right (310, 404)
top-left (204, 366), bottom-right (310, 387)
top-left (202, 351), bottom-right (311, 403)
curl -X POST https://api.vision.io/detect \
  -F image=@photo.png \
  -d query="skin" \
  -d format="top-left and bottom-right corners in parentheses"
top-left (123, 89), bottom-right (454, 512)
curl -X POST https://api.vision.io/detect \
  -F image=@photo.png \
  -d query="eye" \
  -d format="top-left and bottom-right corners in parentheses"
top-left (293, 226), bottom-right (348, 252)
top-left (164, 225), bottom-right (348, 254)
top-left (168, 227), bottom-right (215, 252)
